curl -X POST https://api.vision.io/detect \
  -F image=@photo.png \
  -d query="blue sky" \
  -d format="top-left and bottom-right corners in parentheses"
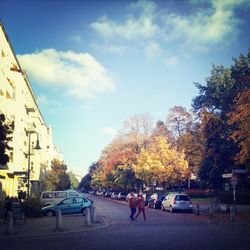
top-left (1, 0), bottom-right (250, 177)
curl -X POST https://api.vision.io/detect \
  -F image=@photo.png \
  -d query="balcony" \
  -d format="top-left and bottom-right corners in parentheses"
top-left (25, 103), bottom-right (36, 113)
top-left (25, 122), bottom-right (36, 133)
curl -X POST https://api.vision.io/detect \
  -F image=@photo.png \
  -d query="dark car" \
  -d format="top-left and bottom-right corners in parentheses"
top-left (148, 194), bottom-right (166, 209)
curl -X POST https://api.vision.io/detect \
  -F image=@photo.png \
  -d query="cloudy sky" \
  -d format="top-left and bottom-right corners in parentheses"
top-left (1, 0), bottom-right (250, 177)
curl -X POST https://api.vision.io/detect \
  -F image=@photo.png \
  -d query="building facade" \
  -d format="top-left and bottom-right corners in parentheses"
top-left (0, 22), bottom-right (62, 200)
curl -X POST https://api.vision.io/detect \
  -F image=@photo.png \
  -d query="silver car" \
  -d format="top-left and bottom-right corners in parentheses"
top-left (161, 193), bottom-right (192, 213)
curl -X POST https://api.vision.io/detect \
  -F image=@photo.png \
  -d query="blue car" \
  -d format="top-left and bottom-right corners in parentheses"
top-left (42, 196), bottom-right (92, 216)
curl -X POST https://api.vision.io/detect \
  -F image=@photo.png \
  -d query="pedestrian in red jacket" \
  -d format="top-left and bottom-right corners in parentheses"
top-left (128, 192), bottom-right (137, 220)
top-left (135, 193), bottom-right (146, 221)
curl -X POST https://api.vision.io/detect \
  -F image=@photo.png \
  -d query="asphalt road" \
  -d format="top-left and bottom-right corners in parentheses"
top-left (1, 194), bottom-right (250, 250)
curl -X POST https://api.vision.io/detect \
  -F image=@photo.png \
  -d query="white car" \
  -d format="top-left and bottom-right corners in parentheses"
top-left (161, 193), bottom-right (192, 213)
top-left (111, 192), bottom-right (119, 199)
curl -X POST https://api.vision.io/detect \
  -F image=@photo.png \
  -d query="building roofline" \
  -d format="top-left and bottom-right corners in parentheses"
top-left (0, 21), bottom-right (47, 127)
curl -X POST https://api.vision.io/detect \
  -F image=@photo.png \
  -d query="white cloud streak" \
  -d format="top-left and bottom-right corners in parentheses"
top-left (90, 0), bottom-right (249, 50)
top-left (164, 0), bottom-right (247, 46)
top-left (18, 49), bottom-right (115, 99)
top-left (91, 0), bottom-right (159, 41)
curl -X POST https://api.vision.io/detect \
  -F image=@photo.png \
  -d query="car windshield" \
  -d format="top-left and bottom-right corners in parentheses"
top-left (176, 195), bottom-right (190, 201)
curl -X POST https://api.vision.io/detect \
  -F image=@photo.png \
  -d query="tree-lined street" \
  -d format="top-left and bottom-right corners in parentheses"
top-left (1, 195), bottom-right (250, 250)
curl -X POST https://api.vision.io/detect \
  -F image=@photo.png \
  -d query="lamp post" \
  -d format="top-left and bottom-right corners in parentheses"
top-left (27, 131), bottom-right (41, 199)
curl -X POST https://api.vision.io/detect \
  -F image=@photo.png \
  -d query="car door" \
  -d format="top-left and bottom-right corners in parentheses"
top-left (162, 195), bottom-right (171, 210)
top-left (57, 198), bottom-right (73, 215)
top-left (72, 197), bottom-right (86, 213)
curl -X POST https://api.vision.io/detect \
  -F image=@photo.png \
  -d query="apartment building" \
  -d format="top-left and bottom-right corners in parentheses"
top-left (0, 22), bottom-right (62, 199)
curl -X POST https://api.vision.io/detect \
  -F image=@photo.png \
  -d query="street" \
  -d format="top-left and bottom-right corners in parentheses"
top-left (1, 194), bottom-right (250, 250)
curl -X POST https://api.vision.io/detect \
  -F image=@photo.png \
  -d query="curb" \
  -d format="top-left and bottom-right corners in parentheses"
top-left (0, 216), bottom-right (112, 239)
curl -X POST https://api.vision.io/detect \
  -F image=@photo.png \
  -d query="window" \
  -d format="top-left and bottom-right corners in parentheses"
top-left (43, 192), bottom-right (54, 198)
top-left (55, 192), bottom-right (67, 198)
top-left (9, 151), bottom-right (13, 162)
top-left (69, 192), bottom-right (78, 197)
top-left (176, 195), bottom-right (190, 201)
top-left (60, 198), bottom-right (71, 205)
top-left (74, 197), bottom-right (83, 203)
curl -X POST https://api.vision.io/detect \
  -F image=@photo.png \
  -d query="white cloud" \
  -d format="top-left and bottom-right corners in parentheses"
top-left (91, 0), bottom-right (159, 41)
top-left (90, 0), bottom-right (249, 52)
top-left (102, 126), bottom-right (117, 137)
top-left (17, 49), bottom-right (115, 99)
top-left (164, 0), bottom-right (249, 46)
top-left (145, 41), bottom-right (161, 59)
top-left (164, 56), bottom-right (179, 67)
top-left (92, 43), bottom-right (132, 56)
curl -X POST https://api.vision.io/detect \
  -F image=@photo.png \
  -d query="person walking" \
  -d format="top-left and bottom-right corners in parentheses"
top-left (135, 193), bottom-right (146, 221)
top-left (128, 192), bottom-right (137, 221)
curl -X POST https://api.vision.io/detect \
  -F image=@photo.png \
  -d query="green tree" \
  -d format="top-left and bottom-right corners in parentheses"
top-left (192, 51), bottom-right (250, 190)
top-left (198, 112), bottom-right (236, 190)
top-left (68, 172), bottom-right (79, 189)
top-left (79, 173), bottom-right (92, 191)
top-left (0, 113), bottom-right (14, 167)
top-left (41, 159), bottom-right (71, 191)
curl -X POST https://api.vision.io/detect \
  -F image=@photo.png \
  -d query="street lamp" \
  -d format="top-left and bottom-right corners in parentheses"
top-left (27, 131), bottom-right (41, 199)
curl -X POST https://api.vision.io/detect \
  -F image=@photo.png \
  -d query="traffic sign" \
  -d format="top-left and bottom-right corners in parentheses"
top-left (222, 173), bottom-right (232, 178)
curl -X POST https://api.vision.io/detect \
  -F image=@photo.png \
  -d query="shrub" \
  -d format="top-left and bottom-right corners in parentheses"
top-left (218, 190), bottom-right (250, 205)
top-left (22, 198), bottom-right (43, 218)
top-left (185, 188), bottom-right (212, 198)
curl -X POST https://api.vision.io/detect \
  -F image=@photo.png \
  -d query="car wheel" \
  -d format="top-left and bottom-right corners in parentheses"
top-left (45, 210), bottom-right (55, 217)
top-left (170, 206), bottom-right (174, 213)
top-left (82, 208), bottom-right (86, 216)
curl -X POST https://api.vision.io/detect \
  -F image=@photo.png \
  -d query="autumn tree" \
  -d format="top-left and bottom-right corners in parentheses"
top-left (192, 51), bottom-right (250, 190)
top-left (228, 88), bottom-right (250, 169)
top-left (134, 136), bottom-right (189, 189)
top-left (122, 113), bottom-right (153, 152)
top-left (151, 120), bottom-right (174, 143)
top-left (166, 106), bottom-right (193, 139)
top-left (177, 122), bottom-right (204, 176)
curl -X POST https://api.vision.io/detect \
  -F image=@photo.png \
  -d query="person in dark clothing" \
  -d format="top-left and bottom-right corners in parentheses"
top-left (3, 196), bottom-right (13, 222)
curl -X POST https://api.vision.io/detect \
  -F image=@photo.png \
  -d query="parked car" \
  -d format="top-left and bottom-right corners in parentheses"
top-left (111, 192), bottom-right (119, 199)
top-left (42, 196), bottom-right (92, 216)
top-left (148, 194), bottom-right (166, 209)
top-left (117, 192), bottom-right (127, 201)
top-left (95, 190), bottom-right (104, 196)
top-left (103, 191), bottom-right (112, 197)
top-left (40, 190), bottom-right (84, 207)
top-left (161, 193), bottom-right (192, 213)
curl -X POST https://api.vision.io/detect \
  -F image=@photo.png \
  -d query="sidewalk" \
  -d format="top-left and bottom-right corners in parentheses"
top-left (0, 214), bottom-right (108, 238)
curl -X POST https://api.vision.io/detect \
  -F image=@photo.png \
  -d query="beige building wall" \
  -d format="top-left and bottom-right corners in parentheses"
top-left (0, 23), bottom-right (63, 199)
